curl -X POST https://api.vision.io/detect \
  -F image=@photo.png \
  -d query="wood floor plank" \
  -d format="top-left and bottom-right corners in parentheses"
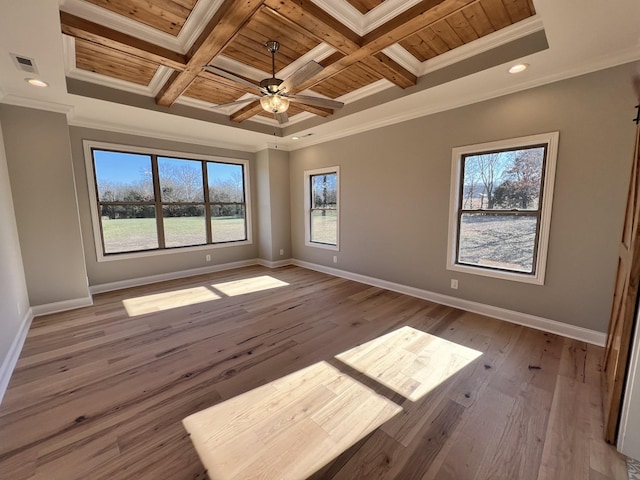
top-left (0, 265), bottom-right (628, 480)
top-left (537, 373), bottom-right (591, 480)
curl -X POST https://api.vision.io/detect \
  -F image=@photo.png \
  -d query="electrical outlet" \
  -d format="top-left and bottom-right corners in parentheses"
top-left (280, 249), bottom-right (284, 256)
top-left (333, 256), bottom-right (338, 263)
top-left (451, 279), bottom-right (458, 289)
top-left (205, 254), bottom-right (211, 262)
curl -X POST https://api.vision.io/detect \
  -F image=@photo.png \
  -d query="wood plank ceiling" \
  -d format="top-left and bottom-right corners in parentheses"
top-left (60, 0), bottom-right (536, 125)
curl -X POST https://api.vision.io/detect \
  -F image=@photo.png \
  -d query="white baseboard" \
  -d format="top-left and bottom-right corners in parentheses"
top-left (67, 256), bottom-right (605, 346)
top-left (292, 260), bottom-right (607, 346)
top-left (0, 309), bottom-right (33, 405)
top-left (257, 258), bottom-right (294, 268)
top-left (31, 296), bottom-right (94, 317)
top-left (89, 259), bottom-right (260, 295)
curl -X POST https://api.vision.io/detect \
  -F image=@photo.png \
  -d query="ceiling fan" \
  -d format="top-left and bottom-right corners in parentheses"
top-left (203, 41), bottom-right (344, 124)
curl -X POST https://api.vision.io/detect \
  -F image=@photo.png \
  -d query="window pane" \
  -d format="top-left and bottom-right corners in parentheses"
top-left (100, 205), bottom-right (158, 253)
top-left (162, 205), bottom-right (206, 247)
top-left (461, 147), bottom-right (545, 211)
top-left (311, 173), bottom-right (337, 209)
top-left (208, 163), bottom-right (245, 203)
top-left (158, 157), bottom-right (204, 202)
top-left (93, 150), bottom-right (153, 202)
top-left (211, 205), bottom-right (246, 242)
top-left (311, 209), bottom-right (337, 245)
top-left (458, 213), bottom-right (537, 273)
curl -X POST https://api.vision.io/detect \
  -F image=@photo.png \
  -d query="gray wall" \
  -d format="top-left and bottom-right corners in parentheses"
top-left (0, 118), bottom-right (29, 368)
top-left (289, 62), bottom-right (639, 333)
top-left (256, 148), bottom-right (291, 262)
top-left (256, 149), bottom-right (273, 260)
top-left (68, 127), bottom-right (258, 286)
top-left (267, 148), bottom-right (291, 261)
top-left (0, 106), bottom-right (89, 306)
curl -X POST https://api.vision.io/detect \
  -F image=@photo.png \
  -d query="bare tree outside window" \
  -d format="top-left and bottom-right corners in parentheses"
top-left (457, 145), bottom-right (546, 274)
top-left (92, 147), bottom-right (248, 255)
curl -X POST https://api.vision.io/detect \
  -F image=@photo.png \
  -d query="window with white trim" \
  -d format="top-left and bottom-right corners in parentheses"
top-left (84, 141), bottom-right (251, 261)
top-left (447, 132), bottom-right (558, 284)
top-left (304, 166), bottom-right (339, 250)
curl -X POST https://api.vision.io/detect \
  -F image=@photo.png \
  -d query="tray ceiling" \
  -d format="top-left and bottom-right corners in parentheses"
top-left (59, 0), bottom-right (536, 127)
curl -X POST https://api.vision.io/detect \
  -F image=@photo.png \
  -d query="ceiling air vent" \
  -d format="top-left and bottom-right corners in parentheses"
top-left (10, 53), bottom-right (38, 74)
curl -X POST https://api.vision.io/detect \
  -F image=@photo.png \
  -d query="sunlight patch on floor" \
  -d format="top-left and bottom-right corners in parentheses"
top-left (336, 326), bottom-right (482, 401)
top-left (122, 276), bottom-right (289, 316)
top-left (122, 286), bottom-right (221, 316)
top-left (182, 361), bottom-right (402, 480)
top-left (211, 275), bottom-right (289, 297)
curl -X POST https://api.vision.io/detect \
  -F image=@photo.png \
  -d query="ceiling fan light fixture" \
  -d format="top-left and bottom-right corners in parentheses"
top-left (260, 94), bottom-right (289, 113)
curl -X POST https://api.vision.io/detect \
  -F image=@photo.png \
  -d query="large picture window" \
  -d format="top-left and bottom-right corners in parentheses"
top-left (85, 141), bottom-right (251, 260)
top-left (304, 167), bottom-right (339, 250)
top-left (447, 132), bottom-right (558, 284)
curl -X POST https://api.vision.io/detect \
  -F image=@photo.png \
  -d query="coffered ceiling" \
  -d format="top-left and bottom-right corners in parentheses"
top-left (0, 1), bottom-right (638, 151)
top-left (58, 0), bottom-right (537, 126)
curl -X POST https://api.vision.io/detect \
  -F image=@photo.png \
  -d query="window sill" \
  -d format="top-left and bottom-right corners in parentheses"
top-left (97, 240), bottom-right (253, 262)
top-left (305, 241), bottom-right (339, 251)
top-left (446, 262), bottom-right (544, 285)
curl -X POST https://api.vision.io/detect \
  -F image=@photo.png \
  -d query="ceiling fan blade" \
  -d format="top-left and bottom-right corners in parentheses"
top-left (209, 97), bottom-right (260, 110)
top-left (278, 61), bottom-right (323, 93)
top-left (286, 94), bottom-right (344, 110)
top-left (275, 111), bottom-right (288, 124)
top-left (202, 65), bottom-right (265, 94)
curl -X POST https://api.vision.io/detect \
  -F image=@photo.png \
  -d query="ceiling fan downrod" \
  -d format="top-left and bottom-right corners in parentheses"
top-left (261, 40), bottom-right (283, 94)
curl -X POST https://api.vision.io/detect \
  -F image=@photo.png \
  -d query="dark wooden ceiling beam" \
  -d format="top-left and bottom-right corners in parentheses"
top-left (155, 0), bottom-right (265, 107)
top-left (262, 0), bottom-right (414, 90)
top-left (60, 11), bottom-right (187, 71)
top-left (230, 101), bottom-right (264, 122)
top-left (293, 0), bottom-right (476, 92)
top-left (263, 0), bottom-right (361, 53)
top-left (361, 53), bottom-right (416, 89)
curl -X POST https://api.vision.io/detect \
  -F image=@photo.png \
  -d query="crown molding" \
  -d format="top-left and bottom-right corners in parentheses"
top-left (289, 47), bottom-right (640, 151)
top-left (309, 0), bottom-right (362, 34)
top-left (382, 16), bottom-right (545, 79)
top-left (58, 0), bottom-right (222, 54)
top-left (382, 44), bottom-right (421, 76)
top-left (419, 15), bottom-right (545, 76)
top-left (64, 34), bottom-right (176, 97)
top-left (148, 67), bottom-right (175, 96)
top-left (60, 0), bottom-right (184, 52)
top-left (1, 94), bottom-right (75, 118)
top-left (68, 116), bottom-right (265, 153)
top-left (310, 0), bottom-right (422, 36)
top-left (179, 0), bottom-right (225, 53)
top-left (361, 0), bottom-right (424, 34)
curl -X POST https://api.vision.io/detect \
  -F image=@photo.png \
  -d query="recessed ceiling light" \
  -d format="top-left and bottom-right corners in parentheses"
top-left (291, 136), bottom-right (300, 140)
top-left (26, 78), bottom-right (48, 87)
top-left (508, 63), bottom-right (529, 74)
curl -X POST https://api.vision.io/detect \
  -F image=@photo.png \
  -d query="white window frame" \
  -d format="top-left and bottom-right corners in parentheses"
top-left (83, 140), bottom-right (253, 262)
top-left (446, 132), bottom-right (559, 285)
top-left (304, 166), bottom-right (340, 251)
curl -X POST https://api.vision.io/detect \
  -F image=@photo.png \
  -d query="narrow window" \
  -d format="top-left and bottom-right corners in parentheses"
top-left (208, 162), bottom-right (247, 243)
top-left (447, 132), bottom-right (558, 284)
top-left (305, 167), bottom-right (339, 250)
top-left (158, 157), bottom-right (206, 248)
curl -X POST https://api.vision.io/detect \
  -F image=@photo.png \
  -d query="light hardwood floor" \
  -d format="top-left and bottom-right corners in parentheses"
top-left (0, 265), bottom-right (629, 479)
